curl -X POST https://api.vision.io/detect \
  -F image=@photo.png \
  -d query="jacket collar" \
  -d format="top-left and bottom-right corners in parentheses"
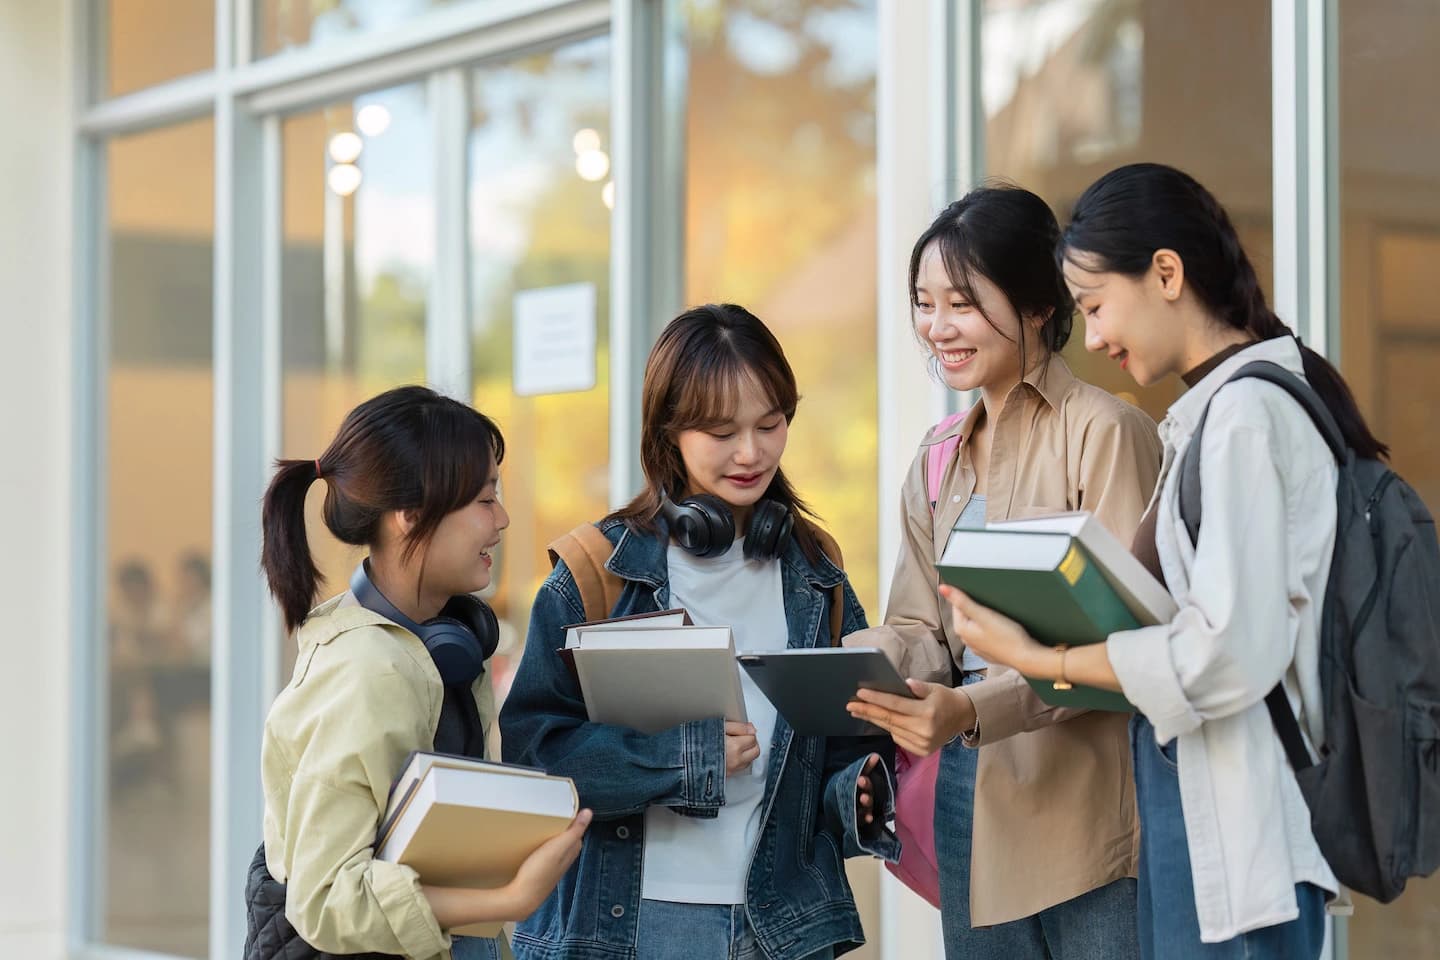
top-left (599, 514), bottom-right (843, 592)
top-left (924, 353), bottom-right (1078, 447)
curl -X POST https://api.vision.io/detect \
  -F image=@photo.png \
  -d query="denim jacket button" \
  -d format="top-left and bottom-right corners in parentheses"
top-left (610, 904), bottom-right (625, 918)
top-left (616, 825), bottom-right (630, 840)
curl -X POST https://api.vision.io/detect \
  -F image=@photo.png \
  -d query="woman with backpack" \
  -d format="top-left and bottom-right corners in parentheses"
top-left (252, 386), bottom-right (591, 960)
top-left (941, 163), bottom-right (1390, 958)
top-left (842, 185), bottom-right (1161, 959)
top-left (498, 303), bottom-right (898, 960)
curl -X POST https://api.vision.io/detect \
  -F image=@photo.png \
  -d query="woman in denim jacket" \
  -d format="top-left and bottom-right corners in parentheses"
top-left (500, 304), bottom-right (900, 960)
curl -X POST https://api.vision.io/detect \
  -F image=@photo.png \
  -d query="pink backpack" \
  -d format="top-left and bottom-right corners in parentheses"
top-left (883, 409), bottom-right (966, 908)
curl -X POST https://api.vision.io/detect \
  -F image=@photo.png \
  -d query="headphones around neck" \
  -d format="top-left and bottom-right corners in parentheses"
top-left (657, 489), bottom-right (795, 563)
top-left (349, 560), bottom-right (499, 686)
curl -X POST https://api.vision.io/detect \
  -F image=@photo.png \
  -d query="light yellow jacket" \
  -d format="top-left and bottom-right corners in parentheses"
top-left (261, 593), bottom-right (497, 960)
top-left (847, 355), bottom-right (1163, 925)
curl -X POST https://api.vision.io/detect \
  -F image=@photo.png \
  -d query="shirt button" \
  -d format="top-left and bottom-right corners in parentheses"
top-left (616, 826), bottom-right (630, 840)
top-left (611, 904), bottom-right (625, 918)
top-left (952, 495), bottom-right (962, 502)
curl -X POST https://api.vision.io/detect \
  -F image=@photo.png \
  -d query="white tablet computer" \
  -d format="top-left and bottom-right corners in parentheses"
top-left (737, 647), bottom-right (914, 737)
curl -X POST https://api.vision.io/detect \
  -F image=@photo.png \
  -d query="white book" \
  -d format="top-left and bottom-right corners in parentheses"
top-left (570, 625), bottom-right (748, 732)
top-left (985, 511), bottom-right (1177, 623)
top-left (374, 751), bottom-right (578, 938)
top-left (563, 608), bottom-right (690, 650)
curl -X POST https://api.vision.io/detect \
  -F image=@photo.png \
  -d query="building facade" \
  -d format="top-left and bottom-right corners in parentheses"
top-left (0, 1), bottom-right (1436, 958)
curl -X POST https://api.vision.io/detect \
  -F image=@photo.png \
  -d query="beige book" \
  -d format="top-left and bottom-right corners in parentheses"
top-left (374, 753), bottom-right (578, 938)
top-left (570, 625), bottom-right (748, 733)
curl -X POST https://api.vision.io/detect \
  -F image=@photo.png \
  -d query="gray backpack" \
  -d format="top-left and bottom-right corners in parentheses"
top-left (1178, 360), bottom-right (1440, 903)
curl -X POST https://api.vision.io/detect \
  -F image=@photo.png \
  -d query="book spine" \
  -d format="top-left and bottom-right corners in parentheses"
top-left (1057, 542), bottom-right (1142, 641)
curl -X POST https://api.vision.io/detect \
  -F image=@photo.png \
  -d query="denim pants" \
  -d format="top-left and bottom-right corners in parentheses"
top-left (450, 935), bottom-right (503, 960)
top-left (933, 674), bottom-right (1139, 960)
top-left (1131, 715), bottom-right (1326, 960)
top-left (634, 898), bottom-right (835, 960)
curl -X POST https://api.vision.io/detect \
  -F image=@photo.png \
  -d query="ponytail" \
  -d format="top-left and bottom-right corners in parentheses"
top-left (261, 460), bottom-right (323, 633)
top-left (1060, 162), bottom-right (1388, 460)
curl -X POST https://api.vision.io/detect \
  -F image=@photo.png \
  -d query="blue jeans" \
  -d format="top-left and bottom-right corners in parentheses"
top-left (933, 674), bottom-right (1138, 960)
top-left (450, 935), bottom-right (503, 960)
top-left (1131, 715), bottom-right (1326, 959)
top-left (635, 899), bottom-right (835, 960)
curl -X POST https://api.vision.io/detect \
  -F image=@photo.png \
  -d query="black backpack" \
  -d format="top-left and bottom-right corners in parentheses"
top-left (1178, 360), bottom-right (1440, 903)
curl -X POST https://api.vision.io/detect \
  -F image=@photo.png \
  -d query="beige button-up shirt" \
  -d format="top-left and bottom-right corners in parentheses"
top-left (261, 594), bottom-right (499, 960)
top-left (847, 355), bottom-right (1162, 925)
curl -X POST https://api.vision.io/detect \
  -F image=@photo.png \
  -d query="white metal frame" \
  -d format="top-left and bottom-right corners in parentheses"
top-left (67, 2), bottom-right (641, 958)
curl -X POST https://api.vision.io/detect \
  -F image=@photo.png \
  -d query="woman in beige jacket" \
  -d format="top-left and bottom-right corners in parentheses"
top-left (253, 386), bottom-right (590, 960)
top-left (846, 187), bottom-right (1161, 958)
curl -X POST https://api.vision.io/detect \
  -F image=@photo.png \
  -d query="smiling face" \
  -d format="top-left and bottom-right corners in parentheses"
top-left (912, 240), bottom-right (1039, 394)
top-left (418, 462), bottom-right (509, 597)
top-left (1062, 251), bottom-right (1189, 387)
top-left (674, 373), bottom-right (788, 515)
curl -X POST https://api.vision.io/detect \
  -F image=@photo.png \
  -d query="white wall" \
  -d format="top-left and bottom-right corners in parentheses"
top-left (0, 1), bottom-right (73, 957)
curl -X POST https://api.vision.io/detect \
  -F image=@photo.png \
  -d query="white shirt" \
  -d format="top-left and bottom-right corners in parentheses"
top-left (641, 538), bottom-right (788, 903)
top-left (1107, 336), bottom-right (1339, 941)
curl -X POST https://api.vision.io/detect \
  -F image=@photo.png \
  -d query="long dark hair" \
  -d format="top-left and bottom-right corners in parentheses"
top-left (607, 303), bottom-right (824, 562)
top-left (260, 385), bottom-right (506, 632)
top-left (1059, 162), bottom-right (1387, 459)
top-left (908, 183), bottom-right (1074, 374)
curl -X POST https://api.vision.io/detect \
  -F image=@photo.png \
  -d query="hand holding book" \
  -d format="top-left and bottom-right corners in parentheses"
top-left (938, 584), bottom-right (1126, 696)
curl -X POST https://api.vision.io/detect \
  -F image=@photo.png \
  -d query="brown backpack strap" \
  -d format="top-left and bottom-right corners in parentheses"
top-left (811, 528), bottom-right (847, 646)
top-left (547, 523), bottom-right (626, 622)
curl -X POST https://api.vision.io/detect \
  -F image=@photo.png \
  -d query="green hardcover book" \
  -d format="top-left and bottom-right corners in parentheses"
top-left (935, 528), bottom-right (1138, 711)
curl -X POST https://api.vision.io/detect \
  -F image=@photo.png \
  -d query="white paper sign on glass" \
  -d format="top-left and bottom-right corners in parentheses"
top-left (512, 282), bottom-right (598, 396)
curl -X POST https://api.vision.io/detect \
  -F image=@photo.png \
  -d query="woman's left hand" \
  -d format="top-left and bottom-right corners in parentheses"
top-left (855, 753), bottom-right (883, 827)
top-left (938, 584), bottom-right (1048, 675)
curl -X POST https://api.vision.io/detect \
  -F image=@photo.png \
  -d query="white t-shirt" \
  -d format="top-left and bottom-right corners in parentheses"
top-left (640, 537), bottom-right (788, 904)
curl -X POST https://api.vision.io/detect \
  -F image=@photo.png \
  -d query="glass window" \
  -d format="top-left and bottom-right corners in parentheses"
top-left (680, 0), bottom-right (881, 613)
top-left (102, 0), bottom-right (214, 98)
top-left (679, 1), bottom-right (881, 946)
top-left (467, 35), bottom-right (612, 703)
top-left (278, 82), bottom-right (431, 676)
top-left (981, 0), bottom-right (1272, 423)
top-left (1338, 3), bottom-right (1440, 951)
top-left (257, 0), bottom-right (483, 57)
top-left (102, 117), bottom-right (214, 958)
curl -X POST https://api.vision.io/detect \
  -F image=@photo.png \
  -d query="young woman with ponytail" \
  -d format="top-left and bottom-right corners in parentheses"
top-left (942, 163), bottom-right (1386, 959)
top-left (253, 385), bottom-right (590, 960)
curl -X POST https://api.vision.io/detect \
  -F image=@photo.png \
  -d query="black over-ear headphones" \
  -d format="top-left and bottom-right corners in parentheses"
top-left (657, 490), bottom-right (795, 562)
top-left (349, 560), bottom-right (499, 686)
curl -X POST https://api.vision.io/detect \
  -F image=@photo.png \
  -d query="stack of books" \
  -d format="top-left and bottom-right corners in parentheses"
top-left (375, 752), bottom-right (578, 936)
top-left (562, 609), bottom-right (748, 733)
top-left (935, 511), bottom-right (1177, 711)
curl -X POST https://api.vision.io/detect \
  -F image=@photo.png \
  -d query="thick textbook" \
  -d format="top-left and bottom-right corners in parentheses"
top-left (375, 752), bottom-right (578, 937)
top-left (936, 512), bottom-right (1175, 711)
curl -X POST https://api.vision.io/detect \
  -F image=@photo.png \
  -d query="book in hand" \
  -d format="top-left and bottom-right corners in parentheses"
top-left (737, 647), bottom-right (914, 736)
top-left (567, 623), bottom-right (748, 733)
top-left (935, 511), bottom-right (1177, 712)
top-left (374, 751), bottom-right (578, 937)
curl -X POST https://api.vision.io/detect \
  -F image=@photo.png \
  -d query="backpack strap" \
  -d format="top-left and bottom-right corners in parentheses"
top-left (549, 521), bottom-right (849, 646)
top-left (1174, 358), bottom-right (1335, 773)
top-left (1178, 360), bottom-right (1346, 549)
top-left (548, 523), bottom-right (626, 622)
top-left (925, 410), bottom-right (969, 514)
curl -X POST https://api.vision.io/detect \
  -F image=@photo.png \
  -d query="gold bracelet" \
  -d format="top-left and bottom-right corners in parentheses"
top-left (1053, 644), bottom-right (1073, 691)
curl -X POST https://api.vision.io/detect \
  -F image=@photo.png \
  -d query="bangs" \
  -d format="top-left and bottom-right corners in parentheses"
top-left (667, 353), bottom-right (794, 432)
top-left (421, 406), bottom-right (506, 514)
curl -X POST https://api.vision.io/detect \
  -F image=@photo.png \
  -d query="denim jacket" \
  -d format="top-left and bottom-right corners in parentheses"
top-left (499, 518), bottom-right (899, 960)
